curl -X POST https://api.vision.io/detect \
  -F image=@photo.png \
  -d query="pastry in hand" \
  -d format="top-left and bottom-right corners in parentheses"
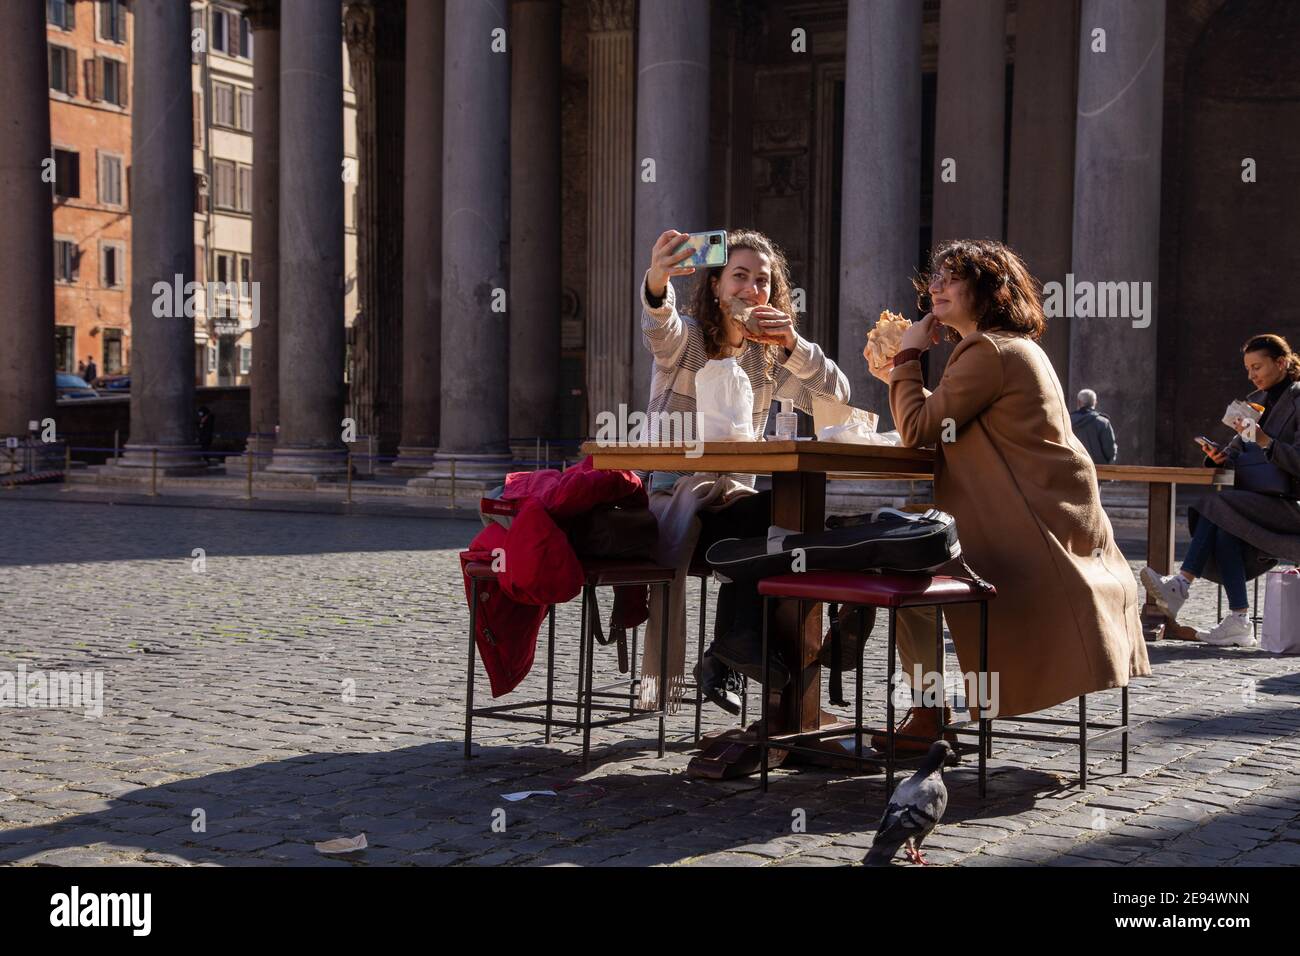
top-left (865, 310), bottom-right (912, 367)
top-left (728, 296), bottom-right (775, 341)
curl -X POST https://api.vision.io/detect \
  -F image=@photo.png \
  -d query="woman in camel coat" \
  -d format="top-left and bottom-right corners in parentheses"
top-left (867, 239), bottom-right (1150, 739)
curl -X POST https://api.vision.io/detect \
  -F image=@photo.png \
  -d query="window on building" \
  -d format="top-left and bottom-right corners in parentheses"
top-left (215, 251), bottom-right (234, 284)
top-left (52, 149), bottom-right (80, 200)
top-left (48, 44), bottom-right (76, 95)
top-left (99, 0), bottom-right (128, 44)
top-left (54, 239), bottom-right (79, 284)
top-left (239, 345), bottom-right (251, 375)
top-left (237, 165), bottom-right (252, 212)
top-left (99, 57), bottom-right (127, 108)
top-left (98, 152), bottom-right (123, 207)
top-left (48, 0), bottom-right (76, 30)
top-left (211, 7), bottom-right (250, 58)
top-left (211, 7), bottom-right (226, 54)
top-left (193, 91), bottom-right (203, 146)
top-left (103, 329), bottom-right (124, 375)
top-left (237, 88), bottom-right (253, 132)
top-left (212, 159), bottom-right (236, 210)
top-left (207, 342), bottom-right (218, 374)
top-left (55, 326), bottom-right (76, 373)
top-left (194, 171), bottom-right (210, 214)
top-left (239, 255), bottom-right (252, 293)
top-left (100, 241), bottom-right (125, 289)
top-left (212, 81), bottom-right (235, 128)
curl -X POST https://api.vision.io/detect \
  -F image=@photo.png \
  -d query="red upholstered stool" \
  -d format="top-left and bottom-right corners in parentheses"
top-left (756, 571), bottom-right (996, 795)
top-left (464, 559), bottom-right (674, 767)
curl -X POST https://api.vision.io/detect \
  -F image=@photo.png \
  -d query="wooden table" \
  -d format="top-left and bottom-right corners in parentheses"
top-left (1094, 464), bottom-right (1235, 639)
top-left (582, 443), bottom-right (1233, 775)
top-left (583, 440), bottom-right (934, 778)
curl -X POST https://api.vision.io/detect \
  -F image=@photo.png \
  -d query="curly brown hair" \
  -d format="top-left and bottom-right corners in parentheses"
top-left (1242, 333), bottom-right (1300, 381)
top-left (686, 229), bottom-right (797, 377)
top-left (913, 239), bottom-right (1046, 343)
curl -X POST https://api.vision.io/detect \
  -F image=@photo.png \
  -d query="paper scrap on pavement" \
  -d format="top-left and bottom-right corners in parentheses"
top-left (501, 790), bottom-right (558, 802)
top-left (315, 833), bottom-right (368, 854)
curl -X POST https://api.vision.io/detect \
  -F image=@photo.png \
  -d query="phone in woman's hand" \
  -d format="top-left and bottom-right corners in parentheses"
top-left (1194, 435), bottom-right (1221, 454)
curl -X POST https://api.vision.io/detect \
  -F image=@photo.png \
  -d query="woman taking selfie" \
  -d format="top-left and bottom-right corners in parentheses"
top-left (1141, 334), bottom-right (1300, 646)
top-left (866, 239), bottom-right (1149, 747)
top-left (639, 228), bottom-right (849, 713)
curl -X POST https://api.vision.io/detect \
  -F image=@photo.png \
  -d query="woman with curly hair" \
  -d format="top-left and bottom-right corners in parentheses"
top-left (639, 228), bottom-right (849, 712)
top-left (865, 239), bottom-right (1150, 748)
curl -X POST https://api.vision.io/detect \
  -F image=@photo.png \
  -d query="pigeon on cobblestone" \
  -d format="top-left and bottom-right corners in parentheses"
top-left (864, 740), bottom-right (951, 866)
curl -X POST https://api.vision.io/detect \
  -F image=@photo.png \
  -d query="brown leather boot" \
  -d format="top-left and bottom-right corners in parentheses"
top-left (871, 706), bottom-right (956, 753)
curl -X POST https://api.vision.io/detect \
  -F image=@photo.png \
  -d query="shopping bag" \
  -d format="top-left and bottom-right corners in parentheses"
top-left (1262, 567), bottom-right (1300, 654)
top-left (695, 357), bottom-right (754, 441)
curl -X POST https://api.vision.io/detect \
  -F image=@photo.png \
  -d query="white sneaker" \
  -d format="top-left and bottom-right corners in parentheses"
top-left (1140, 567), bottom-right (1190, 621)
top-left (1198, 612), bottom-right (1256, 648)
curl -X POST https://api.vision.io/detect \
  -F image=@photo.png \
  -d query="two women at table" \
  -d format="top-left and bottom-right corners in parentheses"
top-left (1141, 334), bottom-right (1300, 646)
top-left (639, 228), bottom-right (1149, 741)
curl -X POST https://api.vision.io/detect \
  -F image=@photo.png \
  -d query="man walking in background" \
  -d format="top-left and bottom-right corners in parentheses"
top-left (1071, 388), bottom-right (1118, 465)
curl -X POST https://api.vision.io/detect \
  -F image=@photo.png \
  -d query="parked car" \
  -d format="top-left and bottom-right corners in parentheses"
top-left (56, 373), bottom-right (98, 400)
top-left (94, 374), bottom-right (130, 394)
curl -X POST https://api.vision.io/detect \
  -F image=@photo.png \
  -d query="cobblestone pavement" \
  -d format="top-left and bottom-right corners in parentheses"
top-left (1, 496), bottom-right (1297, 867)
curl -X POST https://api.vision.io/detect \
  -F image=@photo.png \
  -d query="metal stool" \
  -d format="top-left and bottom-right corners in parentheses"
top-left (464, 559), bottom-right (674, 767)
top-left (756, 571), bottom-right (995, 794)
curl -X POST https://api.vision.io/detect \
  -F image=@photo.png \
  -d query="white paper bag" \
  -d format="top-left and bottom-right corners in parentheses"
top-left (695, 357), bottom-right (754, 441)
top-left (1262, 568), bottom-right (1300, 654)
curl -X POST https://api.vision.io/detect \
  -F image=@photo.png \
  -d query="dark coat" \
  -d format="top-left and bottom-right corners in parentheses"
top-left (1190, 380), bottom-right (1300, 583)
top-left (1070, 406), bottom-right (1118, 464)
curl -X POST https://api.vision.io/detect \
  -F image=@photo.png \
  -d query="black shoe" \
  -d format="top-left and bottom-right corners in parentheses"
top-left (693, 655), bottom-right (742, 715)
top-left (711, 626), bottom-right (790, 690)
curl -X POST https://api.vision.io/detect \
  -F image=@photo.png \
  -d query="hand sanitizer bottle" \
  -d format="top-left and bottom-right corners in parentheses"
top-left (775, 399), bottom-right (797, 441)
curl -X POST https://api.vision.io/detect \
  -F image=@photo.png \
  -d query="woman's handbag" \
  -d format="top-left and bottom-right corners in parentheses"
top-left (1231, 444), bottom-right (1294, 497)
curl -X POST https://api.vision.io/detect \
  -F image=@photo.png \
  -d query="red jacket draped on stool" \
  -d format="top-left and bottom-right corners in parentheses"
top-left (460, 458), bottom-right (649, 697)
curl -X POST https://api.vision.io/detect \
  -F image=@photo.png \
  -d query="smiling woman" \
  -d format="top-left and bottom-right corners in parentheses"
top-left (865, 238), bottom-right (1150, 740)
top-left (636, 226), bottom-right (850, 712)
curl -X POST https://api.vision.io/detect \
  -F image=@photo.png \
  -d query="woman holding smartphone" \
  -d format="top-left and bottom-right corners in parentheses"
top-left (640, 228), bottom-right (850, 712)
top-left (1142, 334), bottom-right (1300, 646)
top-left (865, 239), bottom-right (1149, 747)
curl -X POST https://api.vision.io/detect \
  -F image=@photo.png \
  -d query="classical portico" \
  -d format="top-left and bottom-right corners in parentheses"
top-left (12, 1), bottom-right (1285, 475)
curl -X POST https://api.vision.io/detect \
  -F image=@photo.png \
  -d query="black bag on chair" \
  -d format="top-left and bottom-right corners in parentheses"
top-left (705, 507), bottom-right (962, 580)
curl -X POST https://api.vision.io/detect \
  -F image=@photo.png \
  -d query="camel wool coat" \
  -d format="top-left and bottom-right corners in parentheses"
top-left (890, 331), bottom-right (1151, 718)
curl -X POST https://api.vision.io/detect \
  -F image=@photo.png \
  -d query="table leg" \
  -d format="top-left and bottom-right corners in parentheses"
top-left (1142, 482), bottom-right (1176, 640)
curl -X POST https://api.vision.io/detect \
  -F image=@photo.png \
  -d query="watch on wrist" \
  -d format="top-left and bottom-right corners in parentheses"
top-left (892, 348), bottom-right (923, 368)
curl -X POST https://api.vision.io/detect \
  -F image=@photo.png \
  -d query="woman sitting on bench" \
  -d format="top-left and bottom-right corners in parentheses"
top-left (1142, 334), bottom-right (1300, 646)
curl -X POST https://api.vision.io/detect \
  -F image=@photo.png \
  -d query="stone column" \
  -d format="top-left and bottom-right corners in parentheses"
top-left (120, 0), bottom-right (202, 471)
top-left (585, 0), bottom-right (635, 430)
top-left (424, 0), bottom-right (511, 484)
top-left (1070, 0), bottom-right (1165, 464)
top-left (1007, 0), bottom-right (1078, 378)
top-left (838, 0), bottom-right (922, 429)
top-left (245, 0), bottom-right (280, 468)
top-left (394, 0), bottom-right (445, 471)
top-left (268, 0), bottom-right (346, 475)
top-left (927, 0), bottom-right (1007, 386)
top-left (0, 1), bottom-right (55, 438)
top-left (345, 0), bottom-right (406, 458)
top-left (509, 0), bottom-right (561, 445)
top-left (631, 0), bottom-right (710, 415)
